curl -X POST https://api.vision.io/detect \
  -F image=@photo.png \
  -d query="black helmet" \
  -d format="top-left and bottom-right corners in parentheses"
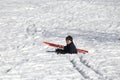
top-left (66, 35), bottom-right (73, 41)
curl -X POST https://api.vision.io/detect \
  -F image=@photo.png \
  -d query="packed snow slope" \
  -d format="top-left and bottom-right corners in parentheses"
top-left (0, 0), bottom-right (120, 80)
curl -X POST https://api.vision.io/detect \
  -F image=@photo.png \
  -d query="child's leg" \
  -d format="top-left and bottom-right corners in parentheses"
top-left (55, 49), bottom-right (65, 54)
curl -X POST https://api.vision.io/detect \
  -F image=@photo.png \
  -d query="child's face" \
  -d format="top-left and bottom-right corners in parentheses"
top-left (66, 40), bottom-right (72, 44)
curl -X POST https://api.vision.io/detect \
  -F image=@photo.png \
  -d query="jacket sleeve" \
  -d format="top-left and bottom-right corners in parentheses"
top-left (69, 44), bottom-right (77, 53)
top-left (63, 46), bottom-right (68, 53)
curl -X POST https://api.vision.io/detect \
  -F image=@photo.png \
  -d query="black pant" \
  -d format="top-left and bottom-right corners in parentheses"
top-left (55, 49), bottom-right (65, 54)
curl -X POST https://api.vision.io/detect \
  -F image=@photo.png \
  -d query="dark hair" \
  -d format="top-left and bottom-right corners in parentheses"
top-left (66, 35), bottom-right (73, 41)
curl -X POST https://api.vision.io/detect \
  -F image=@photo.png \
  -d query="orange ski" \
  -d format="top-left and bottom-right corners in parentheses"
top-left (43, 42), bottom-right (88, 54)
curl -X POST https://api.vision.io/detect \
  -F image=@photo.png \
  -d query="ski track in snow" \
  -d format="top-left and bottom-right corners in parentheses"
top-left (0, 0), bottom-right (120, 80)
top-left (68, 54), bottom-right (112, 80)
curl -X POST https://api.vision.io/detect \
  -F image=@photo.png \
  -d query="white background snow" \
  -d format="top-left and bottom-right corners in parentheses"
top-left (0, 0), bottom-right (120, 80)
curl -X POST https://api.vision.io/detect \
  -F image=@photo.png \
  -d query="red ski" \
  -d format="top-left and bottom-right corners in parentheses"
top-left (43, 42), bottom-right (88, 54)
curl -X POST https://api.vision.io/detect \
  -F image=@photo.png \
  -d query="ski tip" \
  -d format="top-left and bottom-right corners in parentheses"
top-left (77, 48), bottom-right (88, 54)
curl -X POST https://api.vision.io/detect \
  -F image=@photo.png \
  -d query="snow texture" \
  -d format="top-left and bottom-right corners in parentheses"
top-left (0, 0), bottom-right (120, 80)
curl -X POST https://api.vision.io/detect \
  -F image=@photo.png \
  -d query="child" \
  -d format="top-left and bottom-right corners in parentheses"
top-left (55, 35), bottom-right (77, 54)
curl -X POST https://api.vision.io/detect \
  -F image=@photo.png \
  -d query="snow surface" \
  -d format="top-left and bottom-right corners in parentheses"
top-left (0, 0), bottom-right (120, 80)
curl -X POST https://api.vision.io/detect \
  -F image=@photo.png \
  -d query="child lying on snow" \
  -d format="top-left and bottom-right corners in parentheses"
top-left (55, 35), bottom-right (77, 54)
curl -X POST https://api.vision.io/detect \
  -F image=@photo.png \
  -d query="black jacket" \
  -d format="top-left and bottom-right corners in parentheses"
top-left (64, 42), bottom-right (77, 53)
top-left (56, 42), bottom-right (77, 54)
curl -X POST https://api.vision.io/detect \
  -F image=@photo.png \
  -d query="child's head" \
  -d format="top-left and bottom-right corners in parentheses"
top-left (66, 35), bottom-right (73, 44)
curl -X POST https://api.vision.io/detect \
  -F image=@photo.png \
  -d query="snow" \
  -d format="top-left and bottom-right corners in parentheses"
top-left (0, 0), bottom-right (120, 80)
